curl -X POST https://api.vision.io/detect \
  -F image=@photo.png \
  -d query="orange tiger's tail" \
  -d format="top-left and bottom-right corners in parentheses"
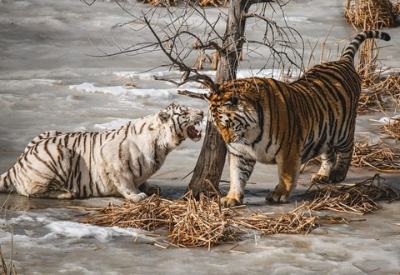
top-left (341, 31), bottom-right (391, 63)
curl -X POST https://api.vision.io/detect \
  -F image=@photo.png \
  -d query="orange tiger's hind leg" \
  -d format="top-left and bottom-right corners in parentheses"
top-left (311, 149), bottom-right (336, 184)
top-left (329, 147), bottom-right (353, 183)
top-left (311, 145), bottom-right (352, 184)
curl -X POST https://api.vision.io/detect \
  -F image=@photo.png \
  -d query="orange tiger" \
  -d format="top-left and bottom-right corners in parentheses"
top-left (204, 31), bottom-right (390, 207)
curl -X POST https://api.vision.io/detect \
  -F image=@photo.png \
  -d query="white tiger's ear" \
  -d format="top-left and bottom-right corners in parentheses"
top-left (158, 111), bottom-right (170, 122)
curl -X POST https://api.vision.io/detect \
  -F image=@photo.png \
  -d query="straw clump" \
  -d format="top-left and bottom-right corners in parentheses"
top-left (382, 119), bottom-right (400, 140)
top-left (303, 142), bottom-right (400, 172)
top-left (343, 0), bottom-right (400, 114)
top-left (306, 174), bottom-right (399, 215)
top-left (80, 176), bottom-right (399, 248)
top-left (344, 0), bottom-right (399, 28)
top-left (81, 192), bottom-right (317, 248)
top-left (352, 142), bottom-right (400, 171)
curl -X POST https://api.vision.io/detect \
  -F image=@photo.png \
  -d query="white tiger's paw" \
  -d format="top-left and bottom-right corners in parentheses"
top-left (139, 183), bottom-right (161, 196)
top-left (126, 192), bottom-right (148, 203)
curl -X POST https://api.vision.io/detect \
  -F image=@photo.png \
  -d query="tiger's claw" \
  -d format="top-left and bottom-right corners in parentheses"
top-left (221, 193), bottom-right (243, 207)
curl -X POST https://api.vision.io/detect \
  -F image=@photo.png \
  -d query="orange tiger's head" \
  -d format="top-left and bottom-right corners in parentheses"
top-left (204, 79), bottom-right (264, 145)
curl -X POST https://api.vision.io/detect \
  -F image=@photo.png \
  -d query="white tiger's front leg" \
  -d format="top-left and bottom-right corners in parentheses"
top-left (118, 181), bottom-right (148, 203)
top-left (139, 181), bottom-right (160, 196)
top-left (222, 153), bottom-right (255, 207)
top-left (104, 164), bottom-right (148, 203)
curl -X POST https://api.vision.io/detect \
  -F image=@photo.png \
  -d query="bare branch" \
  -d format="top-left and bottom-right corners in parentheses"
top-left (192, 40), bottom-right (222, 52)
top-left (177, 90), bottom-right (207, 100)
top-left (180, 74), bottom-right (219, 92)
top-left (80, 0), bottom-right (96, 6)
top-left (143, 12), bottom-right (189, 72)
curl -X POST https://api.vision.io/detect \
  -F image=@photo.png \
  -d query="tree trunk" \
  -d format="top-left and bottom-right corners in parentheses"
top-left (187, 0), bottom-right (251, 196)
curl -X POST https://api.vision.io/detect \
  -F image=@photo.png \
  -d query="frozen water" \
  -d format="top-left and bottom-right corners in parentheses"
top-left (1, 0), bottom-right (400, 274)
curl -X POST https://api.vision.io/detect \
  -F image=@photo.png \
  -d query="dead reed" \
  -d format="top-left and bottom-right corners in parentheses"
top-left (140, 0), bottom-right (177, 7)
top-left (0, 232), bottom-right (17, 275)
top-left (352, 142), bottom-right (400, 171)
top-left (343, 0), bottom-right (400, 114)
top-left (81, 192), bottom-right (317, 249)
top-left (305, 174), bottom-right (400, 215)
top-left (357, 71), bottom-right (400, 114)
top-left (382, 119), bottom-right (400, 140)
top-left (302, 142), bottom-right (400, 173)
top-left (80, 175), bottom-right (399, 248)
top-left (344, 0), bottom-right (398, 28)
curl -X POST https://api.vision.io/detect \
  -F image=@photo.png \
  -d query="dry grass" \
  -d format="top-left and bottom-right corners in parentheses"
top-left (0, 232), bottom-right (17, 275)
top-left (352, 142), bottom-right (400, 171)
top-left (357, 72), bottom-right (400, 114)
top-left (382, 119), bottom-right (400, 140)
top-left (80, 192), bottom-right (317, 249)
top-left (305, 174), bottom-right (399, 215)
top-left (302, 142), bottom-right (400, 173)
top-left (80, 175), bottom-right (399, 249)
top-left (343, 0), bottom-right (400, 114)
top-left (197, 0), bottom-right (227, 7)
top-left (344, 0), bottom-right (398, 28)
top-left (140, 0), bottom-right (177, 7)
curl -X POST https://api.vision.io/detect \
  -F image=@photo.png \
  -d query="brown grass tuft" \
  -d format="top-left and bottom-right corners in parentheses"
top-left (306, 174), bottom-right (400, 215)
top-left (344, 0), bottom-right (398, 28)
top-left (79, 176), bottom-right (399, 248)
top-left (80, 192), bottom-right (317, 249)
top-left (352, 142), bottom-right (400, 171)
top-left (381, 119), bottom-right (400, 141)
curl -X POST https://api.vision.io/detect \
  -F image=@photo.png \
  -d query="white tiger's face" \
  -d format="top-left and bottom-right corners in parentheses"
top-left (159, 104), bottom-right (204, 142)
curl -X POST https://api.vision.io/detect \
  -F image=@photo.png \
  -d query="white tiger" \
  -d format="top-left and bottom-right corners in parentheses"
top-left (0, 104), bottom-right (204, 202)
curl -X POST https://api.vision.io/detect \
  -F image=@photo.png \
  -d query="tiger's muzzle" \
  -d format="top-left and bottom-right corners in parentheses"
top-left (186, 110), bottom-right (204, 142)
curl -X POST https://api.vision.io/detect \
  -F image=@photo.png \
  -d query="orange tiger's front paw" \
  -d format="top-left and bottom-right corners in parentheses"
top-left (221, 192), bottom-right (243, 207)
top-left (266, 190), bottom-right (290, 203)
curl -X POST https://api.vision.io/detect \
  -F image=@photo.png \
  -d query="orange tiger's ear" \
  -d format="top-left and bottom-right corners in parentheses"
top-left (158, 111), bottom-right (170, 122)
top-left (203, 92), bottom-right (212, 102)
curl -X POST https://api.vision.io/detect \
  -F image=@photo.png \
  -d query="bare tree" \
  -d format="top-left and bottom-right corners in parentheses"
top-left (86, 0), bottom-right (303, 197)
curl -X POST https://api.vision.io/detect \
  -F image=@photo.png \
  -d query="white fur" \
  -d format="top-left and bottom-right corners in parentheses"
top-left (0, 104), bottom-right (203, 201)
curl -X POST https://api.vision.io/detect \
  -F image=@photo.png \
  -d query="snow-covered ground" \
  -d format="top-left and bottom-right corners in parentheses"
top-left (0, 0), bottom-right (399, 274)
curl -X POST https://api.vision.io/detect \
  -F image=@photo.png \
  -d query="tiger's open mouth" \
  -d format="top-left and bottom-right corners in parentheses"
top-left (187, 123), bottom-right (202, 141)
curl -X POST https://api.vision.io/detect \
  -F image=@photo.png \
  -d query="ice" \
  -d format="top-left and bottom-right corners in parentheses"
top-left (1, 0), bottom-right (400, 274)
top-left (45, 221), bottom-right (140, 243)
top-left (370, 115), bottom-right (400, 125)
